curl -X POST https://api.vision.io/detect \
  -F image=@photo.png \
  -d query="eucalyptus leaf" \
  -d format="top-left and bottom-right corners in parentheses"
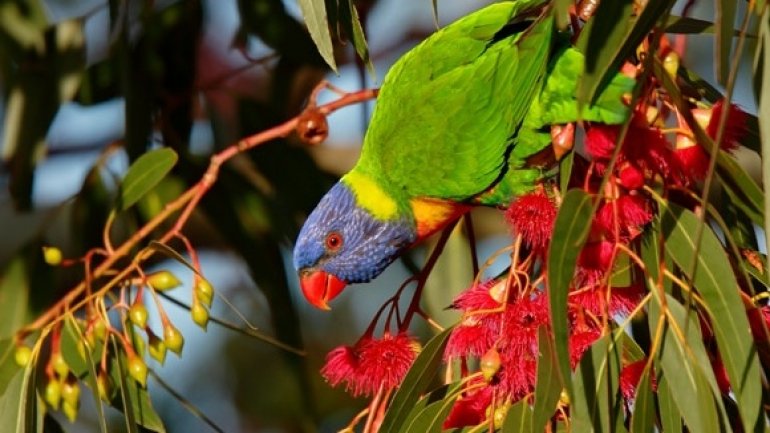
top-left (118, 148), bottom-right (178, 211)
top-left (297, 0), bottom-right (337, 72)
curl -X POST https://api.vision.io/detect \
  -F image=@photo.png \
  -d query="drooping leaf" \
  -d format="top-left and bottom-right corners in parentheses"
top-left (659, 202), bottom-right (763, 432)
top-left (118, 148), bottom-right (178, 211)
top-left (648, 295), bottom-right (725, 433)
top-left (571, 334), bottom-right (622, 433)
top-left (754, 5), bottom-right (770, 274)
top-left (339, 0), bottom-right (374, 76)
top-left (715, 0), bottom-right (737, 85)
top-left (547, 189), bottom-right (593, 397)
top-left (656, 375), bottom-right (683, 433)
top-left (297, 0), bottom-right (337, 72)
top-left (532, 326), bottom-right (562, 432)
top-left (379, 328), bottom-right (452, 433)
top-left (400, 384), bottom-right (461, 433)
top-left (501, 400), bottom-right (533, 432)
top-left (110, 338), bottom-right (166, 433)
top-left (553, 0), bottom-right (571, 31)
top-left (0, 259), bottom-right (29, 340)
top-left (629, 365), bottom-right (655, 433)
top-left (0, 362), bottom-right (36, 433)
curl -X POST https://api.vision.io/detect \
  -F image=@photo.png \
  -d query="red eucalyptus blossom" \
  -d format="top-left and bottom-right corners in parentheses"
top-left (595, 194), bottom-right (653, 241)
top-left (619, 360), bottom-right (656, 400)
top-left (321, 332), bottom-right (419, 397)
top-left (442, 380), bottom-right (493, 429)
top-left (505, 191), bottom-right (558, 251)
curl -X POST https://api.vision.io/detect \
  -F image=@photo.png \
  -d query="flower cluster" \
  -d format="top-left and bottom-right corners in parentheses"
top-left (321, 332), bottom-right (420, 398)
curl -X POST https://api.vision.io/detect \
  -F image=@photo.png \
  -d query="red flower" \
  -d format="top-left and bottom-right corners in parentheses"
top-left (321, 333), bottom-right (419, 397)
top-left (585, 125), bottom-right (618, 160)
top-left (506, 191), bottom-right (558, 252)
top-left (443, 381), bottom-right (493, 429)
top-left (446, 281), bottom-right (505, 359)
top-left (617, 163), bottom-right (645, 190)
top-left (499, 294), bottom-right (550, 356)
top-left (705, 100), bottom-right (748, 152)
top-left (576, 241), bottom-right (615, 285)
top-left (497, 356), bottom-right (537, 401)
top-left (570, 283), bottom-right (645, 317)
top-left (569, 327), bottom-right (601, 367)
top-left (673, 145), bottom-right (711, 181)
top-left (619, 360), bottom-right (656, 400)
top-left (595, 195), bottom-right (653, 241)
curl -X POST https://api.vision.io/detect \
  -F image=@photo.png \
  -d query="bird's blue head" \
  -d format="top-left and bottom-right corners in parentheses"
top-left (293, 181), bottom-right (416, 309)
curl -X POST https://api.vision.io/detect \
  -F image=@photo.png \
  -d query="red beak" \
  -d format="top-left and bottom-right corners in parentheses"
top-left (299, 270), bottom-right (347, 310)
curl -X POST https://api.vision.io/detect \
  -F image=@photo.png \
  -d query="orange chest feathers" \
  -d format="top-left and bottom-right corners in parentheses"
top-left (410, 198), bottom-right (471, 240)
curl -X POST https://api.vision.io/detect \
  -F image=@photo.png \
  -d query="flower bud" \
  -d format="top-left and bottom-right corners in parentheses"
top-left (62, 400), bottom-right (78, 422)
top-left (164, 325), bottom-right (184, 355)
top-left (42, 246), bottom-right (63, 266)
top-left (147, 271), bottom-right (182, 291)
top-left (195, 279), bottom-right (214, 307)
top-left (96, 373), bottom-right (111, 402)
top-left (44, 379), bottom-right (62, 410)
top-left (61, 379), bottom-right (80, 407)
top-left (51, 352), bottom-right (69, 379)
top-left (128, 355), bottom-right (148, 387)
top-left (129, 303), bottom-right (149, 328)
top-left (663, 51), bottom-right (680, 80)
top-left (191, 302), bottom-right (209, 330)
top-left (296, 108), bottom-right (329, 145)
top-left (148, 331), bottom-right (167, 364)
top-left (14, 345), bottom-right (32, 367)
top-left (480, 348), bottom-right (501, 382)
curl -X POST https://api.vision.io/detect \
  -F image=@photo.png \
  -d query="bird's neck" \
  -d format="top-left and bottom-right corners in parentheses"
top-left (410, 197), bottom-right (470, 240)
top-left (341, 170), bottom-right (402, 221)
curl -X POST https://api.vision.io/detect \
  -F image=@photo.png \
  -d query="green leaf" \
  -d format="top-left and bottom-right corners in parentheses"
top-left (717, 152), bottom-right (765, 225)
top-left (648, 295), bottom-right (725, 433)
top-left (656, 375), bottom-right (683, 433)
top-left (715, 0), bottom-right (737, 85)
top-left (547, 189), bottom-right (593, 397)
top-left (558, 147), bottom-right (574, 194)
top-left (339, 0), bottom-right (373, 76)
top-left (400, 388), bottom-right (459, 433)
top-left (379, 328), bottom-right (452, 433)
top-left (755, 5), bottom-right (770, 275)
top-left (665, 15), bottom-right (755, 37)
top-left (576, 0), bottom-right (675, 107)
top-left (110, 337), bottom-right (166, 433)
top-left (63, 315), bottom-right (108, 433)
top-left (532, 327), bottom-right (562, 433)
top-left (502, 400), bottom-right (533, 432)
top-left (571, 334), bottom-right (622, 433)
top-left (659, 202), bottom-right (763, 432)
top-left (297, 0), bottom-right (337, 72)
top-left (118, 147), bottom-right (178, 211)
top-left (0, 259), bottom-right (29, 339)
top-left (397, 383), bottom-right (456, 433)
top-left (0, 349), bottom-right (37, 433)
top-left (629, 365), bottom-right (654, 433)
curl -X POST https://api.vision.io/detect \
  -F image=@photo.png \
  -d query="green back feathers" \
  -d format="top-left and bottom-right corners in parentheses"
top-left (352, 1), bottom-right (554, 207)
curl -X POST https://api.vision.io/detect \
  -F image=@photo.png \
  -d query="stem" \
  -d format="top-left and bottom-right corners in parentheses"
top-left (20, 84), bottom-right (378, 335)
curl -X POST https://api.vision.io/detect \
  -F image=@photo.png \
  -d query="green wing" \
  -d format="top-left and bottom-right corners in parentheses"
top-left (354, 1), bottom-right (552, 203)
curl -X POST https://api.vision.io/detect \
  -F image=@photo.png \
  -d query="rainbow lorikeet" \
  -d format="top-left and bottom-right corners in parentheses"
top-left (293, 0), bottom-right (634, 309)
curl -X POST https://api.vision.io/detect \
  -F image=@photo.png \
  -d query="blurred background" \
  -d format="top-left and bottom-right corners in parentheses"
top-left (0, 0), bottom-right (763, 432)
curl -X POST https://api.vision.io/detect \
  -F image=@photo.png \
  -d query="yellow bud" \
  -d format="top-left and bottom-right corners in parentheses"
top-left (42, 246), bottom-right (63, 266)
top-left (492, 404), bottom-right (509, 429)
top-left (191, 302), bottom-right (209, 330)
top-left (164, 325), bottom-right (184, 355)
top-left (195, 279), bottom-right (214, 307)
top-left (62, 399), bottom-right (78, 423)
top-left (44, 379), bottom-right (62, 410)
top-left (51, 352), bottom-right (69, 378)
top-left (480, 348), bottom-right (501, 382)
top-left (129, 303), bottom-right (149, 328)
top-left (147, 271), bottom-right (182, 291)
top-left (148, 332), bottom-right (167, 364)
top-left (663, 51), bottom-right (680, 79)
top-left (97, 373), bottom-right (111, 402)
top-left (61, 380), bottom-right (80, 407)
top-left (128, 355), bottom-right (148, 387)
top-left (14, 345), bottom-right (32, 367)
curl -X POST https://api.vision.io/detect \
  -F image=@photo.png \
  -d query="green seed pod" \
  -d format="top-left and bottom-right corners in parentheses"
top-left (61, 379), bottom-right (80, 407)
top-left (480, 348), bottom-right (501, 382)
top-left (147, 271), bottom-right (182, 292)
top-left (42, 246), bottom-right (63, 266)
top-left (62, 399), bottom-right (78, 423)
top-left (127, 355), bottom-right (148, 387)
top-left (195, 279), bottom-right (214, 307)
top-left (96, 373), bottom-right (111, 402)
top-left (164, 325), bottom-right (184, 355)
top-left (51, 352), bottom-right (69, 379)
top-left (129, 303), bottom-right (149, 328)
top-left (44, 379), bottom-right (62, 410)
top-left (147, 331), bottom-right (167, 365)
top-left (191, 302), bottom-right (209, 330)
top-left (13, 345), bottom-right (32, 367)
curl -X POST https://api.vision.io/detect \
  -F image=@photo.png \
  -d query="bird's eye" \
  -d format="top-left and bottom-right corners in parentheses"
top-left (325, 232), bottom-right (343, 251)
